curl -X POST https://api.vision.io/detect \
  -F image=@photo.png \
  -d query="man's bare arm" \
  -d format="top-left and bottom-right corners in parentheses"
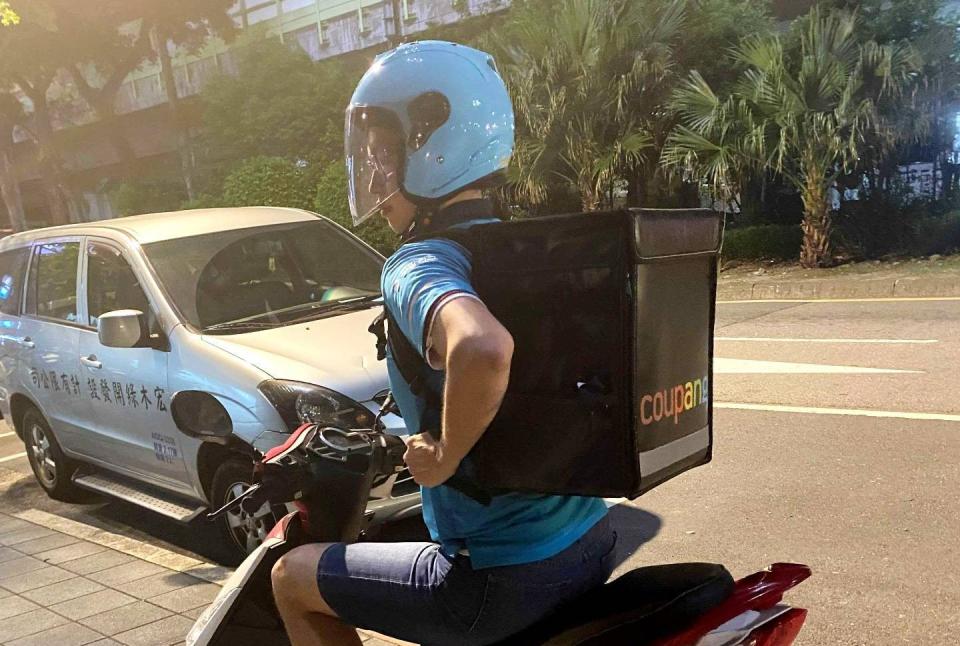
top-left (403, 297), bottom-right (513, 486)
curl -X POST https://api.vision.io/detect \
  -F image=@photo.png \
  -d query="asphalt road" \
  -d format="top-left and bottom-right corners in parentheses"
top-left (2, 297), bottom-right (958, 644)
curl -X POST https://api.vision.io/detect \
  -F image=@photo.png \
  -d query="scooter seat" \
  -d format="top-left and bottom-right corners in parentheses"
top-left (493, 562), bottom-right (734, 645)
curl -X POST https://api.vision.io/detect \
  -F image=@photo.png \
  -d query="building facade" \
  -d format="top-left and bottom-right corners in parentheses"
top-left (3, 0), bottom-right (509, 228)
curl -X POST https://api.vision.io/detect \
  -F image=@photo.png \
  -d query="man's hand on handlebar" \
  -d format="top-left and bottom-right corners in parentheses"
top-left (403, 433), bottom-right (459, 487)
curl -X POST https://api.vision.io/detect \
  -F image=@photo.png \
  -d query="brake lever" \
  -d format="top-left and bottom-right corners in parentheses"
top-left (206, 482), bottom-right (262, 519)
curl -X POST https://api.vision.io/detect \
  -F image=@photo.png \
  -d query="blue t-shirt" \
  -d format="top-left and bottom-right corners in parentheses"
top-left (381, 225), bottom-right (607, 569)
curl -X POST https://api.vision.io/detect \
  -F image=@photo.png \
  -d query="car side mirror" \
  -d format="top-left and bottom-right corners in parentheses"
top-left (98, 309), bottom-right (152, 348)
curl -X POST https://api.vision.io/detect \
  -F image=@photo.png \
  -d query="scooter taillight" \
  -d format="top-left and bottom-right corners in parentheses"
top-left (744, 608), bottom-right (808, 646)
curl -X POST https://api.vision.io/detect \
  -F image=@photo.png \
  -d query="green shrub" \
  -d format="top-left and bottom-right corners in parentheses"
top-left (109, 179), bottom-right (186, 217)
top-left (222, 156), bottom-right (315, 210)
top-left (314, 163), bottom-right (398, 256)
top-left (180, 194), bottom-right (227, 210)
top-left (834, 189), bottom-right (918, 259)
top-left (910, 211), bottom-right (960, 256)
top-left (721, 224), bottom-right (802, 261)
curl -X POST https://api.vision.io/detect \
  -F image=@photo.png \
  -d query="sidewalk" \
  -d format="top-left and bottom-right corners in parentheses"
top-left (717, 254), bottom-right (960, 301)
top-left (0, 510), bottom-right (404, 646)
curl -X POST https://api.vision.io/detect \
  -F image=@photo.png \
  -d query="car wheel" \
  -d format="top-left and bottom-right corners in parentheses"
top-left (211, 458), bottom-right (284, 565)
top-left (22, 408), bottom-right (81, 501)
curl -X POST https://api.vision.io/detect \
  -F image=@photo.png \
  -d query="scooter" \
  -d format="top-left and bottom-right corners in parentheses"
top-left (187, 403), bottom-right (812, 646)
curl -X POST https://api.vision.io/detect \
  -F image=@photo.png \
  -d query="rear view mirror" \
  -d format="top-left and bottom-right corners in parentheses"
top-left (171, 390), bottom-right (233, 442)
top-left (98, 309), bottom-right (149, 348)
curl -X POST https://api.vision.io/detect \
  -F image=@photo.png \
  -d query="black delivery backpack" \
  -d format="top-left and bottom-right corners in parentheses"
top-left (385, 208), bottom-right (723, 500)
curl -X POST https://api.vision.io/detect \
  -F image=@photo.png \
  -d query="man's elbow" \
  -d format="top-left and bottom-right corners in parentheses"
top-left (453, 329), bottom-right (514, 371)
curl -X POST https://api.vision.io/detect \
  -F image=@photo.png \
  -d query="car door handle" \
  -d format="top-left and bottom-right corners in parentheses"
top-left (80, 355), bottom-right (102, 369)
top-left (20, 337), bottom-right (35, 349)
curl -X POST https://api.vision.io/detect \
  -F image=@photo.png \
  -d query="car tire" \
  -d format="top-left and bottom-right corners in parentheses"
top-left (210, 457), bottom-right (284, 566)
top-left (22, 408), bottom-right (81, 502)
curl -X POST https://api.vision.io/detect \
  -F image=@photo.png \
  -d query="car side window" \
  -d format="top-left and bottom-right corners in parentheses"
top-left (0, 247), bottom-right (29, 316)
top-left (27, 242), bottom-right (80, 323)
top-left (86, 242), bottom-right (150, 329)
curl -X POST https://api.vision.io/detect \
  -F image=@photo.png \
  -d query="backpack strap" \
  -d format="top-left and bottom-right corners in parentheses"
top-left (369, 307), bottom-right (493, 505)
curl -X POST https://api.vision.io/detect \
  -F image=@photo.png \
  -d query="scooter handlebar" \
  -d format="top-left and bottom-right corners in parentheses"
top-left (207, 483), bottom-right (262, 520)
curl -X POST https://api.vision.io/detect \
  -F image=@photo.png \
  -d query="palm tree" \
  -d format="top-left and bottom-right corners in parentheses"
top-left (489, 0), bottom-right (685, 212)
top-left (664, 8), bottom-right (917, 267)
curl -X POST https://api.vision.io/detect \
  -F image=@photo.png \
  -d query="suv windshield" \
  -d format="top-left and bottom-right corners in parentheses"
top-left (143, 219), bottom-right (383, 331)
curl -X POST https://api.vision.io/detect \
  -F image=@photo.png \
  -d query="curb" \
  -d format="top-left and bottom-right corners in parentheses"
top-left (717, 276), bottom-right (960, 301)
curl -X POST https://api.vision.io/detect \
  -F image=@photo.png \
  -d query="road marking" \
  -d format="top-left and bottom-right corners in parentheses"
top-left (716, 337), bottom-right (937, 344)
top-left (715, 402), bottom-right (960, 422)
top-left (0, 452), bottom-right (26, 463)
top-left (715, 358), bottom-right (920, 374)
top-left (0, 431), bottom-right (15, 438)
top-left (718, 296), bottom-right (960, 304)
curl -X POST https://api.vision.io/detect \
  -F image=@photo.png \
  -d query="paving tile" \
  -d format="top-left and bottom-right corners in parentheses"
top-left (115, 572), bottom-right (203, 600)
top-left (0, 556), bottom-right (47, 579)
top-left (113, 615), bottom-right (193, 646)
top-left (88, 561), bottom-right (166, 587)
top-left (147, 582), bottom-right (219, 613)
top-left (0, 564), bottom-right (76, 593)
top-left (80, 601), bottom-right (172, 636)
top-left (22, 576), bottom-right (105, 605)
top-left (88, 640), bottom-right (123, 646)
top-left (50, 589), bottom-right (138, 620)
top-left (0, 526), bottom-right (54, 546)
top-left (0, 546), bottom-right (25, 563)
top-left (182, 563), bottom-right (232, 585)
top-left (179, 606), bottom-right (205, 620)
top-left (34, 541), bottom-right (107, 565)
top-left (0, 587), bottom-right (12, 600)
top-left (5, 621), bottom-right (104, 646)
top-left (0, 608), bottom-right (70, 642)
top-left (0, 595), bottom-right (40, 621)
top-left (0, 517), bottom-right (31, 535)
top-left (16, 532), bottom-right (81, 555)
top-left (61, 551), bottom-right (136, 576)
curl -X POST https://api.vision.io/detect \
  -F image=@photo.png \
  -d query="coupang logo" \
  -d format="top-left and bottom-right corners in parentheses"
top-left (639, 375), bottom-right (709, 426)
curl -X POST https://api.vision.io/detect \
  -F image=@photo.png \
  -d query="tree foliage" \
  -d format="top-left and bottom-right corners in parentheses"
top-left (664, 8), bottom-right (919, 267)
top-left (200, 39), bottom-right (358, 171)
top-left (314, 162), bottom-right (397, 256)
top-left (221, 156), bottom-right (315, 210)
top-left (0, 1), bottom-right (18, 26)
top-left (489, 0), bottom-right (683, 211)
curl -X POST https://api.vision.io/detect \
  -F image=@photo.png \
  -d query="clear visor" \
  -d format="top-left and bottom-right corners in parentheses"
top-left (345, 107), bottom-right (405, 227)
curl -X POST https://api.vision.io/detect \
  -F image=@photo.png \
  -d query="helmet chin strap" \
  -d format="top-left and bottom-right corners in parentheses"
top-left (402, 203), bottom-right (437, 240)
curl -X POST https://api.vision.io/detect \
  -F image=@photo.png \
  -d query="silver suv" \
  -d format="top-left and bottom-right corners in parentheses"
top-left (0, 207), bottom-right (417, 561)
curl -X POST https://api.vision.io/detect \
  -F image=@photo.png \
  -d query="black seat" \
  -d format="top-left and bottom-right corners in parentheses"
top-left (493, 563), bottom-right (734, 646)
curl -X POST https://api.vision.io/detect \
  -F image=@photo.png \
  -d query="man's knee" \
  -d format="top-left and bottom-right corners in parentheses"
top-left (272, 543), bottom-right (338, 616)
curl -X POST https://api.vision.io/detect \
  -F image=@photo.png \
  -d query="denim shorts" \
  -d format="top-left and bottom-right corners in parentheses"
top-left (316, 515), bottom-right (617, 646)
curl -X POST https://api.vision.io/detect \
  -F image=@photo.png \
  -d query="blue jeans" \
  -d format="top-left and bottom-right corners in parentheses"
top-left (316, 515), bottom-right (616, 646)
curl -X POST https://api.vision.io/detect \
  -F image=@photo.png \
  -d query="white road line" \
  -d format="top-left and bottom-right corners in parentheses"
top-left (714, 358), bottom-right (921, 374)
top-left (715, 402), bottom-right (960, 422)
top-left (716, 337), bottom-right (937, 344)
top-left (0, 431), bottom-right (16, 438)
top-left (718, 296), bottom-right (960, 304)
top-left (0, 452), bottom-right (26, 463)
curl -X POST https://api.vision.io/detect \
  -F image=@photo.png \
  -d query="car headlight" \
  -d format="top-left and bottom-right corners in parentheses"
top-left (258, 380), bottom-right (373, 431)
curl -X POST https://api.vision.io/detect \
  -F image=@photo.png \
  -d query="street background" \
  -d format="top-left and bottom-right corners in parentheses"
top-left (2, 273), bottom-right (959, 644)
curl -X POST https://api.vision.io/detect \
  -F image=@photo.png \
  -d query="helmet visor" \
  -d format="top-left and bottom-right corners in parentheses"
top-left (345, 107), bottom-right (405, 227)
